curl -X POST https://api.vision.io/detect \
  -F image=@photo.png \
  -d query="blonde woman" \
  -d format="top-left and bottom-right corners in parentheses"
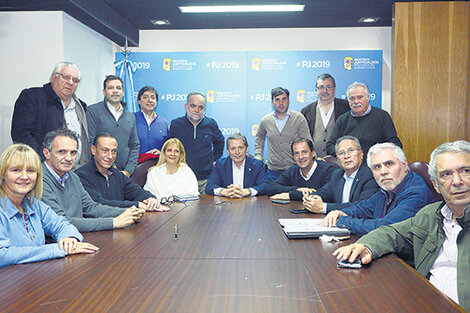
top-left (144, 138), bottom-right (199, 200)
top-left (0, 144), bottom-right (98, 269)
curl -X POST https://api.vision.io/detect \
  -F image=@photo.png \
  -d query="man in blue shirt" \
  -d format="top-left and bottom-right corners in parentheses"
top-left (321, 142), bottom-right (434, 235)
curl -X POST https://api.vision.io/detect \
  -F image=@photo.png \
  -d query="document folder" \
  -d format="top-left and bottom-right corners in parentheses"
top-left (278, 218), bottom-right (350, 239)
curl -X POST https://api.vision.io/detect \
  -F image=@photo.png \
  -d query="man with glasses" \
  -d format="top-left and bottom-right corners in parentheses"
top-left (301, 73), bottom-right (350, 157)
top-left (11, 62), bottom-right (90, 165)
top-left (333, 141), bottom-right (470, 311)
top-left (326, 81), bottom-right (402, 157)
top-left (320, 142), bottom-right (434, 235)
top-left (303, 136), bottom-right (379, 213)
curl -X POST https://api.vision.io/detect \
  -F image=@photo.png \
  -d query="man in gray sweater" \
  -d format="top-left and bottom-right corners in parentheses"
top-left (41, 128), bottom-right (145, 232)
top-left (86, 75), bottom-right (140, 177)
top-left (255, 87), bottom-right (311, 182)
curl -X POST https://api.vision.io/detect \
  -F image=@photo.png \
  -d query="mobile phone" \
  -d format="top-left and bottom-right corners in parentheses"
top-left (336, 258), bottom-right (362, 269)
top-left (290, 209), bottom-right (309, 214)
top-left (271, 199), bottom-right (290, 204)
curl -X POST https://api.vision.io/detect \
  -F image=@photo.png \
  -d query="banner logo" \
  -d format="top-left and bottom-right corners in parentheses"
top-left (344, 57), bottom-right (353, 70)
top-left (297, 90), bottom-right (306, 103)
top-left (206, 90), bottom-right (216, 103)
top-left (252, 58), bottom-right (261, 71)
top-left (163, 58), bottom-right (172, 72)
top-left (252, 124), bottom-right (259, 136)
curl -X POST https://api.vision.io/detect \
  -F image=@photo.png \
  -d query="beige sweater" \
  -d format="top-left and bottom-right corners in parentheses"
top-left (255, 110), bottom-right (311, 171)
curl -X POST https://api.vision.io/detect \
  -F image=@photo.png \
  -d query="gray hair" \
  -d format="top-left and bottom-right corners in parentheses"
top-left (429, 140), bottom-right (470, 183)
top-left (186, 92), bottom-right (206, 104)
top-left (346, 81), bottom-right (370, 100)
top-left (51, 62), bottom-right (81, 80)
top-left (335, 136), bottom-right (362, 154)
top-left (227, 133), bottom-right (248, 148)
top-left (43, 128), bottom-right (79, 151)
top-left (367, 143), bottom-right (407, 169)
top-left (316, 73), bottom-right (336, 88)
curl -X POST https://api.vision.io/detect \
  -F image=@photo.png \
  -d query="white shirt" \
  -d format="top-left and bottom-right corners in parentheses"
top-left (62, 97), bottom-right (82, 161)
top-left (213, 159), bottom-right (257, 196)
top-left (319, 103), bottom-right (335, 128)
top-left (144, 111), bottom-right (156, 127)
top-left (321, 168), bottom-right (359, 214)
top-left (300, 160), bottom-right (317, 181)
top-left (428, 204), bottom-right (461, 304)
top-left (144, 163), bottom-right (199, 199)
top-left (107, 101), bottom-right (123, 121)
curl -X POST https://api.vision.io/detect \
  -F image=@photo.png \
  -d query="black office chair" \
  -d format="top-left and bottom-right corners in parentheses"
top-left (130, 157), bottom-right (158, 187)
top-left (408, 161), bottom-right (443, 202)
top-left (321, 155), bottom-right (341, 168)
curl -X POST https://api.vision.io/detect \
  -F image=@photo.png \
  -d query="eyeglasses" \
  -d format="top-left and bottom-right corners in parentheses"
top-left (317, 85), bottom-right (334, 91)
top-left (160, 195), bottom-right (186, 206)
top-left (337, 148), bottom-right (359, 158)
top-left (55, 72), bottom-right (80, 84)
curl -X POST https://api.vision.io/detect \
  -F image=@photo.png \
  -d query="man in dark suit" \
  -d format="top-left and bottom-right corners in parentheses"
top-left (303, 136), bottom-right (379, 213)
top-left (206, 133), bottom-right (270, 197)
top-left (268, 138), bottom-right (336, 201)
top-left (301, 73), bottom-right (349, 157)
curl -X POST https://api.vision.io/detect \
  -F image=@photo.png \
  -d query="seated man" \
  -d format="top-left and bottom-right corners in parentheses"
top-left (268, 138), bottom-right (335, 201)
top-left (334, 140), bottom-right (470, 311)
top-left (303, 136), bottom-right (379, 213)
top-left (321, 142), bottom-right (435, 235)
top-left (205, 133), bottom-right (270, 197)
top-left (75, 133), bottom-right (165, 211)
top-left (41, 128), bottom-right (145, 232)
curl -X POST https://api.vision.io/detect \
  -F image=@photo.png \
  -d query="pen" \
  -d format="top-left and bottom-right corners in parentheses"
top-left (174, 224), bottom-right (178, 240)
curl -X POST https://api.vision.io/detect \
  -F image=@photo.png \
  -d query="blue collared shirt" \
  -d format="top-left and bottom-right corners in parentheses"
top-left (350, 104), bottom-right (372, 117)
top-left (44, 161), bottom-right (70, 187)
top-left (273, 110), bottom-right (291, 132)
top-left (0, 196), bottom-right (83, 269)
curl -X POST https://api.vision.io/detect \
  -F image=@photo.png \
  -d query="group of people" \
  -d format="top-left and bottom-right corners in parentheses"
top-left (3, 62), bottom-right (469, 311)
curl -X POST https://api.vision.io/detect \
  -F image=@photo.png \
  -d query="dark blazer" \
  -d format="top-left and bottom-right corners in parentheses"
top-left (314, 162), bottom-right (379, 212)
top-left (301, 97), bottom-right (350, 139)
top-left (205, 156), bottom-right (270, 195)
top-left (11, 82), bottom-right (87, 159)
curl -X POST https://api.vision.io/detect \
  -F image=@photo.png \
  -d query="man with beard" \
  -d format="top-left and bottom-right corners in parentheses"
top-left (255, 87), bottom-right (311, 181)
top-left (167, 92), bottom-right (225, 194)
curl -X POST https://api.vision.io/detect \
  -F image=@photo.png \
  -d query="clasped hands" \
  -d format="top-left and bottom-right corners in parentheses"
top-left (220, 184), bottom-right (251, 198)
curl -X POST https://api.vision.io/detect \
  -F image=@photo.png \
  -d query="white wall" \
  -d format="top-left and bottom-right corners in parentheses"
top-left (137, 27), bottom-right (392, 112)
top-left (0, 11), bottom-right (117, 152)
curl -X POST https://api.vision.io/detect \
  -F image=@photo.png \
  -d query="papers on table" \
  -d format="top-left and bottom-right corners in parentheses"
top-left (278, 218), bottom-right (350, 239)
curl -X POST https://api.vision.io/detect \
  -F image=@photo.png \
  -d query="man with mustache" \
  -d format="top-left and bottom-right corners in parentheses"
top-left (321, 142), bottom-right (434, 235)
top-left (11, 62), bottom-right (90, 165)
top-left (167, 92), bottom-right (225, 194)
top-left (326, 82), bottom-right (402, 157)
top-left (41, 128), bottom-right (145, 232)
top-left (301, 73), bottom-right (350, 157)
top-left (334, 140), bottom-right (470, 311)
top-left (255, 87), bottom-right (312, 182)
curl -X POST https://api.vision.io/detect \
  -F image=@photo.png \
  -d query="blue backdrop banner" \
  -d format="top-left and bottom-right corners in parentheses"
top-left (115, 50), bottom-right (382, 157)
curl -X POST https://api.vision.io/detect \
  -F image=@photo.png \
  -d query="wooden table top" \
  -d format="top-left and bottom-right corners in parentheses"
top-left (0, 196), bottom-right (465, 313)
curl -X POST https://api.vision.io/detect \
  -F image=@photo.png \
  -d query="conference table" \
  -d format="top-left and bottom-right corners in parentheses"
top-left (0, 196), bottom-right (465, 313)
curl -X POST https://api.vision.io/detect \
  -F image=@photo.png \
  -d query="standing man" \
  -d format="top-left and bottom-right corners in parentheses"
top-left (206, 133), bottom-right (270, 197)
top-left (326, 82), bottom-right (402, 156)
top-left (134, 86), bottom-right (168, 155)
top-left (303, 136), bottom-right (379, 213)
top-left (11, 62), bottom-right (89, 165)
top-left (334, 140), bottom-right (470, 311)
top-left (168, 92), bottom-right (225, 194)
top-left (41, 129), bottom-right (145, 232)
top-left (75, 133), bottom-right (164, 211)
top-left (301, 73), bottom-right (350, 157)
top-left (255, 87), bottom-right (311, 181)
top-left (268, 138), bottom-right (335, 201)
top-left (321, 142), bottom-right (434, 235)
top-left (87, 75), bottom-right (140, 177)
